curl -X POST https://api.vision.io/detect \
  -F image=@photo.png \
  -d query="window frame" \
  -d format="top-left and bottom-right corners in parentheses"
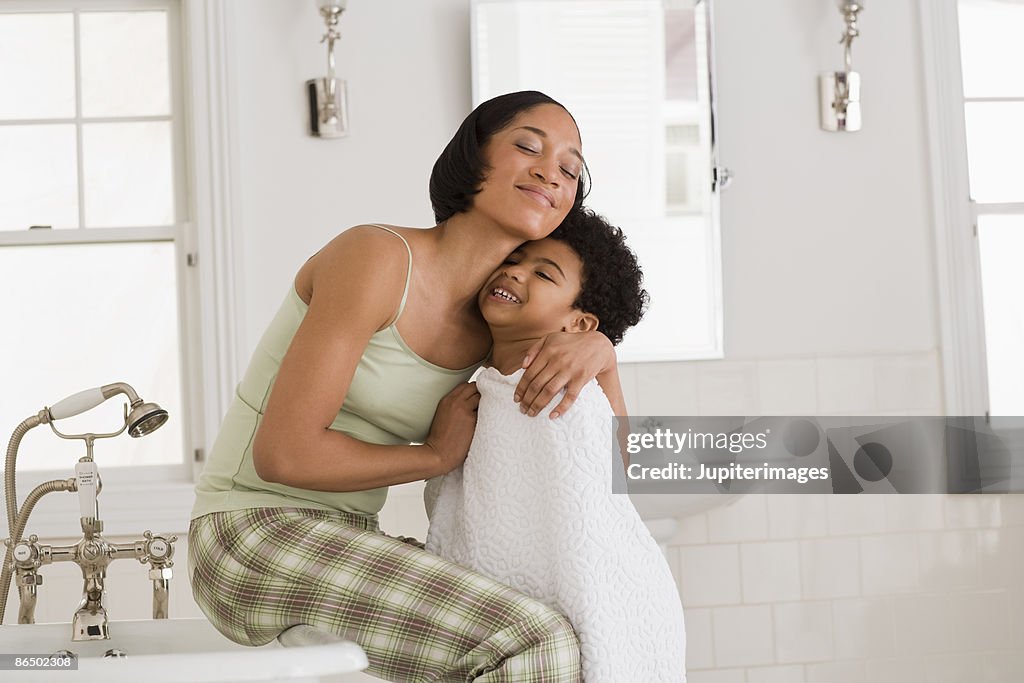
top-left (2, 0), bottom-right (241, 537)
top-left (920, 0), bottom-right (1024, 417)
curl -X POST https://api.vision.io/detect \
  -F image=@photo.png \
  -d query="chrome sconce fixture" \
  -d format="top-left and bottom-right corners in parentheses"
top-left (819, 0), bottom-right (865, 132)
top-left (307, 0), bottom-right (349, 138)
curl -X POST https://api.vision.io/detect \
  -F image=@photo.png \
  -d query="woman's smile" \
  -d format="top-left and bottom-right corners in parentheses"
top-left (516, 184), bottom-right (555, 208)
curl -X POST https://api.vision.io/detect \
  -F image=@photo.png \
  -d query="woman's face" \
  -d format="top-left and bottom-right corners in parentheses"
top-left (473, 103), bottom-right (583, 241)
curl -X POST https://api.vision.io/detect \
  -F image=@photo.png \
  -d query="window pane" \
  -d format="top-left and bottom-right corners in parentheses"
top-left (0, 13), bottom-right (76, 119)
top-left (0, 124), bottom-right (78, 230)
top-left (977, 215), bottom-right (1024, 416)
top-left (0, 242), bottom-right (183, 471)
top-left (80, 11), bottom-right (171, 117)
top-left (964, 102), bottom-right (1024, 203)
top-left (958, 0), bottom-right (1024, 98)
top-left (82, 121), bottom-right (174, 227)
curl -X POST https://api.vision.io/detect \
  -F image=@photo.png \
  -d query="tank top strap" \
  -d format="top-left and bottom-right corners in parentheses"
top-left (366, 224), bottom-right (413, 324)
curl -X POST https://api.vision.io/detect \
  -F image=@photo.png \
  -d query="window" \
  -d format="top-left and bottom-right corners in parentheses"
top-left (471, 0), bottom-right (724, 362)
top-left (921, 0), bottom-right (1024, 418)
top-left (957, 0), bottom-right (1024, 416)
top-left (0, 2), bottom-right (195, 482)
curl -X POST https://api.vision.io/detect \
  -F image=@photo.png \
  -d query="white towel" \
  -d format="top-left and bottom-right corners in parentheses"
top-left (425, 367), bottom-right (687, 682)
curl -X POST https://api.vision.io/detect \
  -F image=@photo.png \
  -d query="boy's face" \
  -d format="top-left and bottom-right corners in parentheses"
top-left (478, 238), bottom-right (597, 338)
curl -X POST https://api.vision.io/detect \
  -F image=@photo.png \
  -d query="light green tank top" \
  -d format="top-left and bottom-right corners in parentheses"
top-left (190, 225), bottom-right (485, 522)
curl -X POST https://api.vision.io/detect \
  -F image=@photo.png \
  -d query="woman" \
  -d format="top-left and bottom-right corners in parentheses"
top-left (188, 91), bottom-right (624, 682)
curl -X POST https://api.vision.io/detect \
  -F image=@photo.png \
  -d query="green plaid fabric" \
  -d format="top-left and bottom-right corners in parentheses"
top-left (188, 507), bottom-right (582, 682)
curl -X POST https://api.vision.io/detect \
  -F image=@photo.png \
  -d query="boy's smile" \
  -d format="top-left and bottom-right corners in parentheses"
top-left (478, 239), bottom-right (596, 343)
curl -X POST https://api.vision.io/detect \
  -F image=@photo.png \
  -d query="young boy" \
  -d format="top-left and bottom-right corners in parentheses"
top-left (425, 208), bottom-right (687, 682)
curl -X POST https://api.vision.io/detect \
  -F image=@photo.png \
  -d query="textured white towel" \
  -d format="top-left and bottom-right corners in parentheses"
top-left (425, 367), bottom-right (687, 682)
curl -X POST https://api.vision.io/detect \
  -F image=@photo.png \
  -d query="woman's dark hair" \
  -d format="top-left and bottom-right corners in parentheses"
top-left (429, 90), bottom-right (590, 224)
top-left (547, 207), bottom-right (649, 346)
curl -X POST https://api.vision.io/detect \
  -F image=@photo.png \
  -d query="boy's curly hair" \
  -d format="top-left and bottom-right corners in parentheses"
top-left (546, 206), bottom-right (649, 346)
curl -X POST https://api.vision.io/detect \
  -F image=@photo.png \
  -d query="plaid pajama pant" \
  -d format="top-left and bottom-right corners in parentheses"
top-left (188, 507), bottom-right (582, 682)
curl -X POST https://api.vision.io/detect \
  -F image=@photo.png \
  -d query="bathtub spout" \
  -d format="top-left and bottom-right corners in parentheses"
top-left (72, 575), bottom-right (109, 641)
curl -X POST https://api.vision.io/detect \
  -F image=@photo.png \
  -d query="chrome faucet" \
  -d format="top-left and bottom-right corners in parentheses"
top-left (8, 525), bottom-right (177, 640)
top-left (1, 382), bottom-right (175, 640)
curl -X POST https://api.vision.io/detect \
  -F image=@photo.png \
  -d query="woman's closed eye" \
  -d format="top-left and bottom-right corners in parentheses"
top-left (515, 141), bottom-right (578, 180)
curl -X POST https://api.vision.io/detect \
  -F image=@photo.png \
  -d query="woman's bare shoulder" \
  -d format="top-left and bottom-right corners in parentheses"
top-left (295, 224), bottom-right (415, 298)
top-left (320, 223), bottom-right (416, 259)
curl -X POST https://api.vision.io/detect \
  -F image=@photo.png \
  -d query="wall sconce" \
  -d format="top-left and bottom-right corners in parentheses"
top-left (819, 0), bottom-right (864, 132)
top-left (307, 0), bottom-right (349, 138)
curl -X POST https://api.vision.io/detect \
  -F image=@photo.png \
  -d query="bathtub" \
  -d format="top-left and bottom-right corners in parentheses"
top-left (0, 617), bottom-right (376, 683)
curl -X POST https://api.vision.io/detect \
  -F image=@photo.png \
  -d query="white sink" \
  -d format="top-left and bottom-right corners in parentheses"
top-left (0, 617), bottom-right (369, 683)
top-left (629, 491), bottom-right (742, 521)
top-left (627, 492), bottom-right (742, 550)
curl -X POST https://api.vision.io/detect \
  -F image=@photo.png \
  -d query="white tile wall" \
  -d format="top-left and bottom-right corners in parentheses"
top-left (697, 361), bottom-right (760, 416)
top-left (688, 669), bottom-right (746, 683)
top-left (712, 605), bottom-right (775, 667)
top-left (799, 538), bottom-right (860, 600)
top-left (766, 495), bottom-right (828, 539)
top-left (617, 362), bottom-right (640, 415)
top-left (860, 534), bottom-right (921, 595)
top-left (830, 598), bottom-right (895, 660)
top-left (916, 531), bottom-right (977, 590)
top-left (826, 494), bottom-right (887, 536)
top-left (678, 544), bottom-right (742, 607)
top-left (978, 528), bottom-right (1020, 589)
top-left (884, 494), bottom-right (946, 532)
top-left (773, 601), bottom-right (834, 663)
top-left (891, 594), bottom-right (952, 655)
top-left (670, 509), bottom-right (710, 545)
top-left (741, 541), bottom-right (802, 603)
top-left (945, 493), bottom-right (1003, 528)
top-left (983, 650), bottom-right (1024, 683)
top-left (757, 359), bottom-right (818, 415)
top-left (923, 653), bottom-right (987, 683)
top-left (707, 493), bottom-right (769, 543)
top-left (746, 664), bottom-right (806, 683)
top-left (655, 353), bottom-right (1022, 682)
top-left (873, 352), bottom-right (943, 414)
top-left (685, 607), bottom-right (716, 670)
top-left (865, 657), bottom-right (928, 683)
top-left (805, 660), bottom-right (866, 683)
top-left (633, 361), bottom-right (700, 416)
top-left (949, 590), bottom-right (1013, 651)
top-left (815, 357), bottom-right (877, 414)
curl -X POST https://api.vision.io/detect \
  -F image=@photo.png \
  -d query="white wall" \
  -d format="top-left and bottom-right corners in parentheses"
top-left (230, 0), bottom-right (473, 351)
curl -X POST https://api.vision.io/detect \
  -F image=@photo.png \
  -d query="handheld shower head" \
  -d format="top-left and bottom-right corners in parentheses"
top-left (45, 382), bottom-right (169, 437)
top-left (127, 401), bottom-right (169, 438)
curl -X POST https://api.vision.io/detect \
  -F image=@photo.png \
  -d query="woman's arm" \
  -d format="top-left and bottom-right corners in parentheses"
top-left (253, 226), bottom-right (477, 491)
top-left (513, 330), bottom-right (619, 418)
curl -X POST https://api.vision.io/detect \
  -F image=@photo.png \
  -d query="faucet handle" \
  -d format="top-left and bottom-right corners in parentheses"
top-left (141, 531), bottom-right (176, 563)
top-left (11, 539), bottom-right (44, 570)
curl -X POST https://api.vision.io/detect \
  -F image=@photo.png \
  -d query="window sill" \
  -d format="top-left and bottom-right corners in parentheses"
top-left (4, 482), bottom-right (196, 541)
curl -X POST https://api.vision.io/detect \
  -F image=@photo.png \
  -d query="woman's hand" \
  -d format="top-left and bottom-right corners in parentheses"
top-left (424, 381), bottom-right (481, 476)
top-left (515, 330), bottom-right (617, 418)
